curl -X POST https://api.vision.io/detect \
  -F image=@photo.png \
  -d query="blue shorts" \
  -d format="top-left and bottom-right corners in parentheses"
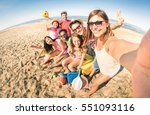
top-left (93, 57), bottom-right (100, 71)
top-left (112, 65), bottom-right (124, 78)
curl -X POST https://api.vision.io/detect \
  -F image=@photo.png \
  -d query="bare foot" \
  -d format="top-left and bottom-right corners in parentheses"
top-left (82, 93), bottom-right (90, 98)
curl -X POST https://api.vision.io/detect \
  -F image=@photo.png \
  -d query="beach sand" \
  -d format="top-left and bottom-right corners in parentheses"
top-left (0, 22), bottom-right (143, 98)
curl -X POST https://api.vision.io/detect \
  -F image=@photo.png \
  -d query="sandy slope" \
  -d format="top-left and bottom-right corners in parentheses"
top-left (0, 22), bottom-right (144, 98)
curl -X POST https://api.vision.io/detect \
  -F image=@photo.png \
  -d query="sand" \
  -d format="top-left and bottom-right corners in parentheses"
top-left (0, 22), bottom-right (144, 98)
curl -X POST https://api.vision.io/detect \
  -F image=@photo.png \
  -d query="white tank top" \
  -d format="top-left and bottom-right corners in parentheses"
top-left (95, 48), bottom-right (121, 77)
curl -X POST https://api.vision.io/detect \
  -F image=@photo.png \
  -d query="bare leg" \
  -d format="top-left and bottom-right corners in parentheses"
top-left (42, 54), bottom-right (51, 64)
top-left (132, 30), bottom-right (150, 97)
top-left (81, 75), bottom-right (89, 89)
top-left (54, 61), bottom-right (62, 67)
top-left (62, 57), bottom-right (72, 74)
top-left (68, 61), bottom-right (80, 72)
top-left (42, 50), bottom-right (60, 65)
top-left (49, 50), bottom-right (60, 57)
top-left (54, 55), bottom-right (65, 64)
top-left (82, 74), bottom-right (110, 97)
top-left (48, 61), bottom-right (62, 69)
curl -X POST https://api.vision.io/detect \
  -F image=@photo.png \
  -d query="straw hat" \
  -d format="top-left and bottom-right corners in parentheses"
top-left (50, 19), bottom-right (60, 24)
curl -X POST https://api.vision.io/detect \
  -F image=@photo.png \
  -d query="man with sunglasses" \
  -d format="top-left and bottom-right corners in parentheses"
top-left (69, 19), bottom-right (87, 37)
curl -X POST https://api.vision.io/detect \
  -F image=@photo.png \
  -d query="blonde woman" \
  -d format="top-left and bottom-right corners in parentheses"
top-left (83, 9), bottom-right (139, 97)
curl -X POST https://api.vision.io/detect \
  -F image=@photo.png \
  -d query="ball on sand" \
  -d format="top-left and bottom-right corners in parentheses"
top-left (57, 77), bottom-right (66, 85)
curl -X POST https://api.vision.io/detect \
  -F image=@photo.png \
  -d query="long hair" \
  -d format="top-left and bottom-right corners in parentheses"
top-left (44, 36), bottom-right (54, 53)
top-left (59, 29), bottom-right (69, 41)
top-left (69, 33), bottom-right (84, 53)
top-left (86, 9), bottom-right (113, 44)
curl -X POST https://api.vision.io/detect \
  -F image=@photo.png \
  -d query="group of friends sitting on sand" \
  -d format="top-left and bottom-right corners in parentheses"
top-left (32, 9), bottom-right (150, 98)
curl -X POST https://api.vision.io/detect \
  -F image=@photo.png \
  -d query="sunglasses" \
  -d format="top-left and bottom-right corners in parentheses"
top-left (59, 34), bottom-right (66, 38)
top-left (72, 24), bottom-right (81, 33)
top-left (87, 21), bottom-right (104, 28)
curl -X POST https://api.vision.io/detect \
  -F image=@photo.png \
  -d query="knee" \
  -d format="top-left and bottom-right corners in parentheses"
top-left (43, 54), bottom-right (50, 62)
top-left (68, 64), bottom-right (74, 71)
top-left (92, 82), bottom-right (99, 88)
top-left (44, 54), bottom-right (50, 60)
top-left (62, 60), bottom-right (67, 67)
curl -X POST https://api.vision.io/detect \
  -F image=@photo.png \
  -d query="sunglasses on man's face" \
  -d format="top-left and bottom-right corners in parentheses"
top-left (87, 21), bottom-right (104, 27)
top-left (59, 34), bottom-right (66, 38)
top-left (72, 24), bottom-right (81, 33)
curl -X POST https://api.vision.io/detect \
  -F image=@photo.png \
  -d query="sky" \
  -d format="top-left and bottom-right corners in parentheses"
top-left (0, 0), bottom-right (150, 31)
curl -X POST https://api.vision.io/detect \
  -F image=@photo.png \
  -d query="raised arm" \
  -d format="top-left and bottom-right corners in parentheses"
top-left (110, 9), bottom-right (124, 30)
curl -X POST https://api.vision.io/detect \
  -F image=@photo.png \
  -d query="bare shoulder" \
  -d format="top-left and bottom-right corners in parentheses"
top-left (105, 36), bottom-right (118, 49)
top-left (108, 36), bottom-right (118, 41)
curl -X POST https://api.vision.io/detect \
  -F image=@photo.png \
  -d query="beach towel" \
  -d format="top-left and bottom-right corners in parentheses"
top-left (80, 54), bottom-right (93, 75)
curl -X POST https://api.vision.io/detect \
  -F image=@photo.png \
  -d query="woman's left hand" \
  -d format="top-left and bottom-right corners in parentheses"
top-left (77, 66), bottom-right (81, 70)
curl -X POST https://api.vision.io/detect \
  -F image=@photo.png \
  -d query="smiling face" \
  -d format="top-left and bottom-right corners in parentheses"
top-left (72, 36), bottom-right (81, 48)
top-left (87, 9), bottom-right (110, 41)
top-left (52, 21), bottom-right (59, 28)
top-left (59, 31), bottom-right (67, 42)
top-left (71, 23), bottom-right (84, 35)
top-left (61, 13), bottom-right (67, 20)
top-left (45, 37), bottom-right (52, 45)
top-left (89, 15), bottom-right (108, 38)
